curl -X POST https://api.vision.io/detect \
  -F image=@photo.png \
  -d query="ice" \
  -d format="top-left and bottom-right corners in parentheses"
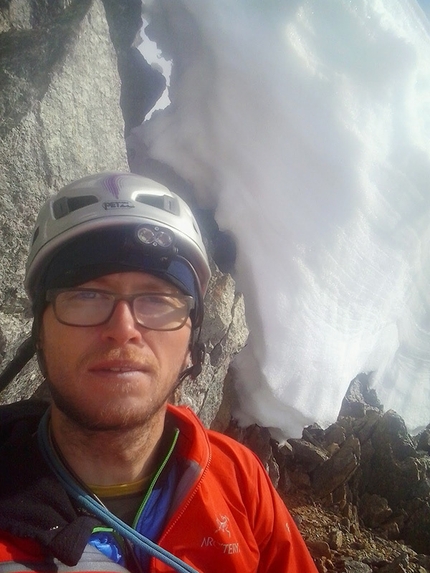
top-left (131, 0), bottom-right (430, 437)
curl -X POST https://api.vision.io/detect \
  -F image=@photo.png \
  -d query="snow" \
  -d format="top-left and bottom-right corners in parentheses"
top-left (131, 0), bottom-right (430, 438)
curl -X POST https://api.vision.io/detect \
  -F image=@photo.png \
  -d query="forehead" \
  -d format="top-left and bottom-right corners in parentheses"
top-left (78, 271), bottom-right (180, 293)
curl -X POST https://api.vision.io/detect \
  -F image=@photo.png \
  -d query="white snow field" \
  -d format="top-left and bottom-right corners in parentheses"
top-left (132, 0), bottom-right (430, 437)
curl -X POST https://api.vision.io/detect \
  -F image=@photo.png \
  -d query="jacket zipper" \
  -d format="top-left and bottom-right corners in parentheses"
top-left (132, 428), bottom-right (180, 527)
top-left (155, 426), bottom-right (212, 547)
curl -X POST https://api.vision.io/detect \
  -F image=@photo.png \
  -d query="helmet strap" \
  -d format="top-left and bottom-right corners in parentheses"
top-left (30, 316), bottom-right (45, 375)
top-left (177, 328), bottom-right (205, 384)
top-left (0, 336), bottom-right (35, 393)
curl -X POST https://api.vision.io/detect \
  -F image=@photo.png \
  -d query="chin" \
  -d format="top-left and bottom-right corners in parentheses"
top-left (51, 390), bottom-right (164, 433)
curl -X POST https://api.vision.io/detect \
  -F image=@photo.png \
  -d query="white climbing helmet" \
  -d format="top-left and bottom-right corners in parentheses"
top-left (25, 172), bottom-right (211, 323)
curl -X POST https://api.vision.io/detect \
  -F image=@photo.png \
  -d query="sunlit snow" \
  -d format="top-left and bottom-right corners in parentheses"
top-left (131, 0), bottom-right (430, 437)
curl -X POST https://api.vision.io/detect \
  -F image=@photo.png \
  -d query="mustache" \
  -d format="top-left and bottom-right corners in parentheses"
top-left (82, 347), bottom-right (158, 371)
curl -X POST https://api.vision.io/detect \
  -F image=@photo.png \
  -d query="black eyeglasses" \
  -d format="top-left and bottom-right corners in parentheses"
top-left (45, 288), bottom-right (194, 331)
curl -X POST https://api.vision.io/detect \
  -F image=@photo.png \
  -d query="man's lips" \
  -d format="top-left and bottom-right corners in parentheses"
top-left (88, 360), bottom-right (151, 374)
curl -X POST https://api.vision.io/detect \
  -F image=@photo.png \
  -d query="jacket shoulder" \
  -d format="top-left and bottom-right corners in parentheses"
top-left (0, 400), bottom-right (48, 431)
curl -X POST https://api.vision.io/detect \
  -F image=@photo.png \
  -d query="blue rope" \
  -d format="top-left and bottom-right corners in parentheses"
top-left (37, 411), bottom-right (200, 573)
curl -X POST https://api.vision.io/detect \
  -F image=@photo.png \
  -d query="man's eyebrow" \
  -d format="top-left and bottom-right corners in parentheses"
top-left (134, 281), bottom-right (180, 293)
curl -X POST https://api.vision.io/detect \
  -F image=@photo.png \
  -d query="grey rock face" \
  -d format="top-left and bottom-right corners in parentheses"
top-left (175, 266), bottom-right (249, 428)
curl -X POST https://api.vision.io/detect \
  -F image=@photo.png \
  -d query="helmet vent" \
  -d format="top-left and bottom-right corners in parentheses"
top-left (134, 193), bottom-right (180, 215)
top-left (53, 195), bottom-right (99, 219)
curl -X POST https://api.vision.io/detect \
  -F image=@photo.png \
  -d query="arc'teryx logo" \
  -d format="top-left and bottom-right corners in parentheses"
top-left (215, 515), bottom-right (230, 537)
top-left (200, 514), bottom-right (240, 554)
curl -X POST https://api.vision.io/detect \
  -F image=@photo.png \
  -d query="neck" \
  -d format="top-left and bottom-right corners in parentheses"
top-left (50, 406), bottom-right (167, 486)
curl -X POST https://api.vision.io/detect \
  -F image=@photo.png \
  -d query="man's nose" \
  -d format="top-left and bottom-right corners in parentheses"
top-left (101, 300), bottom-right (142, 344)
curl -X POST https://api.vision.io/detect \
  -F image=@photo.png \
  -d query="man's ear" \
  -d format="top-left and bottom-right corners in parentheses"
top-left (36, 322), bottom-right (44, 350)
top-left (183, 349), bottom-right (192, 370)
top-left (32, 317), bottom-right (48, 378)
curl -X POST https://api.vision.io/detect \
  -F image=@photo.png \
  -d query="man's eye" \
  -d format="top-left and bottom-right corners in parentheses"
top-left (136, 295), bottom-right (179, 312)
top-left (67, 291), bottom-right (104, 301)
top-left (146, 295), bottom-right (169, 303)
top-left (142, 295), bottom-right (171, 307)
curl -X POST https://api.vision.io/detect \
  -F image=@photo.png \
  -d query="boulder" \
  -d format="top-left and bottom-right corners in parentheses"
top-left (288, 438), bottom-right (330, 472)
top-left (402, 500), bottom-right (430, 556)
top-left (416, 425), bottom-right (430, 454)
top-left (339, 374), bottom-right (383, 419)
top-left (311, 435), bottom-right (361, 498)
top-left (358, 493), bottom-right (393, 528)
top-left (175, 265), bottom-right (249, 428)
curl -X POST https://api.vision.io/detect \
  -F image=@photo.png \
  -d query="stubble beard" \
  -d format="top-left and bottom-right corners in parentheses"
top-left (46, 361), bottom-right (183, 434)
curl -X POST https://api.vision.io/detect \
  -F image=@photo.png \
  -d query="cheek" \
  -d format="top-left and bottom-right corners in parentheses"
top-left (158, 329), bottom-right (192, 367)
top-left (39, 306), bottom-right (59, 349)
top-left (40, 329), bottom-right (69, 378)
top-left (39, 310), bottom-right (85, 374)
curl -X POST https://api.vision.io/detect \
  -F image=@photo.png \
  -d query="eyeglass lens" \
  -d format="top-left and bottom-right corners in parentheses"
top-left (50, 290), bottom-right (192, 331)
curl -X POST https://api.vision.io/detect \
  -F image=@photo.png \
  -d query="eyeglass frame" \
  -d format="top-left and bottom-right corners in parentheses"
top-left (45, 288), bottom-right (195, 331)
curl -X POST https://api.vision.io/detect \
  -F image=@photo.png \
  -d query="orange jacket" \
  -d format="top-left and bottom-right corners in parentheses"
top-left (0, 402), bottom-right (317, 573)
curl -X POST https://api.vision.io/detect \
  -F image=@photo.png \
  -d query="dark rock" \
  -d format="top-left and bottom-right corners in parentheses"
top-left (278, 441), bottom-right (294, 457)
top-left (332, 483), bottom-right (349, 509)
top-left (416, 554), bottom-right (430, 571)
top-left (288, 468), bottom-right (312, 490)
top-left (278, 466), bottom-right (294, 494)
top-left (303, 423), bottom-right (326, 447)
top-left (287, 438), bottom-right (329, 472)
top-left (341, 502), bottom-right (359, 527)
top-left (312, 435), bottom-right (361, 498)
top-left (344, 561), bottom-right (372, 573)
top-left (380, 516), bottom-right (402, 540)
top-left (402, 501), bottom-right (430, 556)
top-left (359, 493), bottom-right (393, 528)
top-left (352, 409), bottom-right (381, 444)
top-left (328, 528), bottom-right (343, 550)
top-left (378, 552), bottom-right (410, 573)
top-left (225, 420), bottom-right (280, 487)
top-left (323, 423), bottom-right (346, 448)
top-left (416, 426), bottom-right (430, 454)
top-left (102, 0), bottom-right (166, 135)
top-left (364, 413), bottom-right (428, 508)
top-left (372, 411), bottom-right (417, 461)
top-left (339, 373), bottom-right (384, 419)
top-left (306, 540), bottom-right (332, 559)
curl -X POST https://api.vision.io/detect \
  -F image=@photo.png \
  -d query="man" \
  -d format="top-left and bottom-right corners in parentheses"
top-left (0, 172), bottom-right (318, 572)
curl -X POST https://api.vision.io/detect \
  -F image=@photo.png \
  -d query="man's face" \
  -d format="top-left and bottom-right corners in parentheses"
top-left (39, 272), bottom-right (192, 431)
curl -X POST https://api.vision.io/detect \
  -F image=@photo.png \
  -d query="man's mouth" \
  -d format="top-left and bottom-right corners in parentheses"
top-left (105, 367), bottom-right (138, 372)
top-left (88, 360), bottom-right (150, 374)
